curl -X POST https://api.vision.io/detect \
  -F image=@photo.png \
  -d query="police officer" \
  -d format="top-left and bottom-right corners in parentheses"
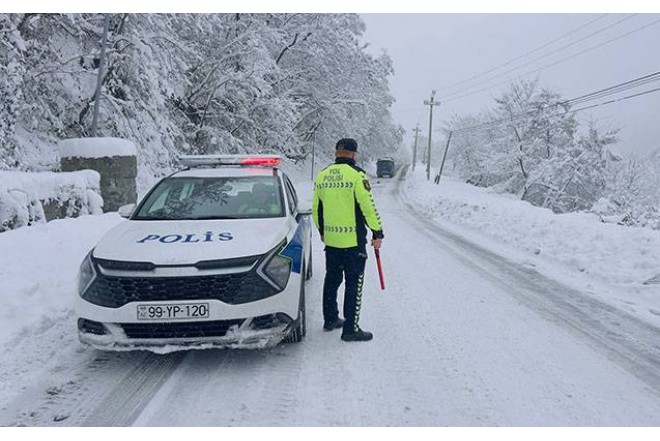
top-left (312, 138), bottom-right (384, 342)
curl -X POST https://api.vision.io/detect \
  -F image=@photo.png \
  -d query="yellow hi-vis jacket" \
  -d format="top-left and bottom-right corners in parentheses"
top-left (312, 158), bottom-right (384, 249)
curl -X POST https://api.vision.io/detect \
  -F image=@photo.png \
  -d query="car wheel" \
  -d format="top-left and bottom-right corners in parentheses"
top-left (284, 270), bottom-right (306, 343)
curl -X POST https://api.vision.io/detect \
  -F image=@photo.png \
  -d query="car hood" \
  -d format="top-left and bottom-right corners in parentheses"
top-left (92, 218), bottom-right (290, 264)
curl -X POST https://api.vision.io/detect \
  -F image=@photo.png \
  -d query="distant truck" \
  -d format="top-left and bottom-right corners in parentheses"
top-left (376, 158), bottom-right (395, 178)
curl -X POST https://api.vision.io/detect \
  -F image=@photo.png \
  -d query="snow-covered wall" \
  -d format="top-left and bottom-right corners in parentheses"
top-left (58, 138), bottom-right (138, 213)
top-left (0, 170), bottom-right (103, 232)
top-left (58, 137), bottom-right (137, 159)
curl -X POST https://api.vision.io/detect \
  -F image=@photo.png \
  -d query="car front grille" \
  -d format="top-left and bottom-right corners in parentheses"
top-left (82, 271), bottom-right (280, 308)
top-left (120, 319), bottom-right (245, 339)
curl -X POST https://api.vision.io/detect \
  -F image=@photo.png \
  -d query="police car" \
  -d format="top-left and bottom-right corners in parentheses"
top-left (76, 155), bottom-right (312, 351)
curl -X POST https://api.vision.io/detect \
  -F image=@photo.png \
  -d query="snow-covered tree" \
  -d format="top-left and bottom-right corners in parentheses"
top-left (0, 13), bottom-right (401, 185)
top-left (597, 147), bottom-right (660, 229)
top-left (446, 79), bottom-right (628, 214)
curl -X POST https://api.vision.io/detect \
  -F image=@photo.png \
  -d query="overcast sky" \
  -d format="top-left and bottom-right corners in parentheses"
top-left (359, 12), bottom-right (660, 157)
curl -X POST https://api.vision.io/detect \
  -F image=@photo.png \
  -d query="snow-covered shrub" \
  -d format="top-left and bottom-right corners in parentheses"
top-left (595, 148), bottom-right (660, 230)
top-left (0, 170), bottom-right (103, 232)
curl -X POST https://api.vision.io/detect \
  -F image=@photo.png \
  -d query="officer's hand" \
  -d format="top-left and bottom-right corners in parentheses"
top-left (371, 238), bottom-right (382, 250)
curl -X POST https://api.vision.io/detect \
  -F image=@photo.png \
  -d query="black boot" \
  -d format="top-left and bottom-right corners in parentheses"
top-left (323, 317), bottom-right (345, 331)
top-left (341, 328), bottom-right (373, 342)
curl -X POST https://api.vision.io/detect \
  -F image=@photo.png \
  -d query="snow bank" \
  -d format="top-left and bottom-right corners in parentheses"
top-left (0, 170), bottom-right (103, 232)
top-left (0, 213), bottom-right (124, 349)
top-left (402, 167), bottom-right (660, 285)
top-left (58, 137), bottom-right (137, 159)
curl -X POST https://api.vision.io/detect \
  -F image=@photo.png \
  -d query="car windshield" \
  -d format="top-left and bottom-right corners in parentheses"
top-left (133, 175), bottom-right (285, 220)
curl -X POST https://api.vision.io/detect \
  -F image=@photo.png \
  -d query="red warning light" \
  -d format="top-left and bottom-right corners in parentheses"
top-left (240, 156), bottom-right (281, 167)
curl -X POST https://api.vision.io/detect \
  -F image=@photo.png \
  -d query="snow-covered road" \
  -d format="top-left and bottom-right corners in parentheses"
top-left (1, 169), bottom-right (660, 426)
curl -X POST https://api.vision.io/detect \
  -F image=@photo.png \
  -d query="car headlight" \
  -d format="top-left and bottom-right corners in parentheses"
top-left (78, 250), bottom-right (97, 297)
top-left (257, 241), bottom-right (292, 291)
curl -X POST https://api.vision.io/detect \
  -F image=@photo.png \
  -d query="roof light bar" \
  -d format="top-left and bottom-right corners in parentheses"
top-left (240, 156), bottom-right (281, 167)
top-left (179, 154), bottom-right (281, 168)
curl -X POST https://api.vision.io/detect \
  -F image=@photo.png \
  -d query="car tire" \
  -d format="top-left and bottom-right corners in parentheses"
top-left (284, 270), bottom-right (306, 343)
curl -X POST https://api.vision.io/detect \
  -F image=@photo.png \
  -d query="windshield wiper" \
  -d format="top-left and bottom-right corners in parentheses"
top-left (133, 216), bottom-right (173, 221)
top-left (132, 215), bottom-right (239, 221)
top-left (192, 215), bottom-right (239, 220)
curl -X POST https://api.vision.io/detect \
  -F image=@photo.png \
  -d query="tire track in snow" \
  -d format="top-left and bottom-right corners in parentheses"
top-left (0, 310), bottom-right (184, 427)
top-left (368, 174), bottom-right (503, 425)
top-left (81, 351), bottom-right (185, 426)
top-left (236, 346), bottom-right (304, 426)
top-left (131, 347), bottom-right (303, 426)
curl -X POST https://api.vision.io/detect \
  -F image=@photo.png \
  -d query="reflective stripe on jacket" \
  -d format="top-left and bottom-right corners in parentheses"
top-left (312, 158), bottom-right (384, 248)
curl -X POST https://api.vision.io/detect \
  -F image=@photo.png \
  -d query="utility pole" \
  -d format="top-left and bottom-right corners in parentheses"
top-left (411, 124), bottom-right (421, 171)
top-left (90, 14), bottom-right (110, 137)
top-left (423, 90), bottom-right (440, 181)
top-left (310, 129), bottom-right (316, 181)
top-left (434, 130), bottom-right (453, 184)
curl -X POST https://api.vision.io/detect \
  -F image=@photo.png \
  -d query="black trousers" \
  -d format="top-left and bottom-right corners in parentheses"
top-left (322, 246), bottom-right (368, 334)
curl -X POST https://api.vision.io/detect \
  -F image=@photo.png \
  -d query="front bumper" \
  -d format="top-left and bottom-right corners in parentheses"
top-left (78, 313), bottom-right (295, 353)
top-left (76, 239), bottom-right (304, 353)
top-left (76, 270), bottom-right (302, 353)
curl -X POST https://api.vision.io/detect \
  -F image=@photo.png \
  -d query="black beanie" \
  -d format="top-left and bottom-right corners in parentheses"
top-left (336, 138), bottom-right (358, 152)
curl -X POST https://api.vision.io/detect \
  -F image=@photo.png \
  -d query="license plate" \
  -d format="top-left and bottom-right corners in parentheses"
top-left (137, 303), bottom-right (210, 320)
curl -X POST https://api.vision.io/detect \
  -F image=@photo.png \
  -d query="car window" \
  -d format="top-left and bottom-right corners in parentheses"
top-left (283, 175), bottom-right (298, 215)
top-left (133, 176), bottom-right (285, 220)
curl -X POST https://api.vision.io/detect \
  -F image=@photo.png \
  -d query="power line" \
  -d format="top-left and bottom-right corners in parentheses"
top-left (565, 72), bottom-right (660, 106)
top-left (462, 86), bottom-right (660, 136)
top-left (571, 86), bottom-right (660, 113)
top-left (452, 85), bottom-right (660, 135)
top-left (442, 14), bottom-right (638, 100)
top-left (443, 16), bottom-right (660, 105)
top-left (450, 71), bottom-right (660, 135)
top-left (437, 14), bottom-right (610, 94)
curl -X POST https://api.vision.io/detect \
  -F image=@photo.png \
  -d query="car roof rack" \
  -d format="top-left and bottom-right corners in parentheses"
top-left (179, 154), bottom-right (281, 168)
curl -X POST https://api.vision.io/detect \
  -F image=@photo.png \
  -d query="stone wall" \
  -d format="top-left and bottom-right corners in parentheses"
top-left (60, 155), bottom-right (137, 212)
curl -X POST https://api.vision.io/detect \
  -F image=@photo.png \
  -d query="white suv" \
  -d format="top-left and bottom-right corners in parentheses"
top-left (76, 155), bottom-right (312, 352)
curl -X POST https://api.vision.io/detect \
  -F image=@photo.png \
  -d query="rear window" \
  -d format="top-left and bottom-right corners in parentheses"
top-left (133, 175), bottom-right (285, 220)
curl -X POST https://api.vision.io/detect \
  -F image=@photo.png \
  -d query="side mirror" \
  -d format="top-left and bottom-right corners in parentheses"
top-left (118, 203), bottom-right (136, 218)
top-left (297, 202), bottom-right (312, 216)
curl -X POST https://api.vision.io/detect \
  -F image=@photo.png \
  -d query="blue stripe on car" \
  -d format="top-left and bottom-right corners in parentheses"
top-left (280, 217), bottom-right (309, 274)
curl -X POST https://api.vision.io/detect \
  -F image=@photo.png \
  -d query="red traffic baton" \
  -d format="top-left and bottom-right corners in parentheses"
top-left (375, 248), bottom-right (385, 290)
